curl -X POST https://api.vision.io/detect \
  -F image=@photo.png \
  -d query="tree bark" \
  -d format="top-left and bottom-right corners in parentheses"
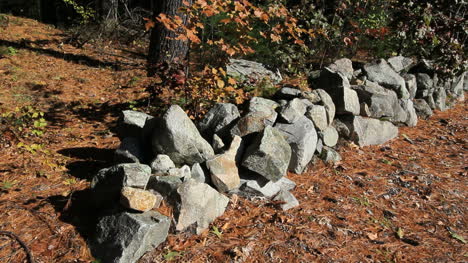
top-left (147, 0), bottom-right (192, 76)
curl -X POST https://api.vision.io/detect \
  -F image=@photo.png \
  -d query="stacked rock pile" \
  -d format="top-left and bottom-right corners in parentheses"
top-left (89, 57), bottom-right (466, 262)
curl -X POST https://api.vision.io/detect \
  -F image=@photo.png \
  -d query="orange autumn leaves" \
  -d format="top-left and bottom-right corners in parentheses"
top-left (146, 0), bottom-right (314, 57)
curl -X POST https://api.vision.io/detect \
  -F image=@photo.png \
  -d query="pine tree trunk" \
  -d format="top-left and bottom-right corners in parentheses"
top-left (147, 0), bottom-right (192, 76)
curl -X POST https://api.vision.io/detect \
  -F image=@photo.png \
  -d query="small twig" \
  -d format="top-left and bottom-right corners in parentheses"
top-left (0, 231), bottom-right (35, 263)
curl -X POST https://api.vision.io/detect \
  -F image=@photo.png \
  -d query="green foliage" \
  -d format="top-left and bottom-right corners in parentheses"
top-left (61, 0), bottom-right (95, 24)
top-left (352, 195), bottom-right (371, 206)
top-left (0, 46), bottom-right (18, 56)
top-left (0, 180), bottom-right (18, 191)
top-left (210, 225), bottom-right (223, 239)
top-left (1, 106), bottom-right (47, 138)
top-left (163, 250), bottom-right (183, 261)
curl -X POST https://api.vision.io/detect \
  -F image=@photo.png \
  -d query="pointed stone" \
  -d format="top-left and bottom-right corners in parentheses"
top-left (152, 105), bottom-right (214, 165)
top-left (206, 136), bottom-right (242, 192)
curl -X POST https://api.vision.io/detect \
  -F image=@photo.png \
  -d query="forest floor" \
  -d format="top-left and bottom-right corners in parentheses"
top-left (0, 15), bottom-right (466, 263)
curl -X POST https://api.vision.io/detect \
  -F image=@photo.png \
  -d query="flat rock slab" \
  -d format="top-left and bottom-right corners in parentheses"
top-left (152, 105), bottom-right (214, 165)
top-left (242, 126), bottom-right (292, 182)
top-left (117, 110), bottom-right (153, 139)
top-left (92, 211), bottom-right (170, 263)
top-left (238, 175), bottom-right (296, 198)
top-left (227, 59), bottom-right (282, 84)
top-left (342, 116), bottom-right (398, 147)
top-left (176, 180), bottom-right (229, 234)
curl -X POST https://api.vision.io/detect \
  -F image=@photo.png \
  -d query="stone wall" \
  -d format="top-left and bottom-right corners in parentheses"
top-left (88, 56), bottom-right (466, 263)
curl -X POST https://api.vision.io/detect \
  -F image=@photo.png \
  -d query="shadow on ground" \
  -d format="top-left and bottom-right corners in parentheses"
top-left (58, 147), bottom-right (115, 180)
top-left (0, 39), bottom-right (132, 70)
top-left (43, 146), bottom-right (120, 253)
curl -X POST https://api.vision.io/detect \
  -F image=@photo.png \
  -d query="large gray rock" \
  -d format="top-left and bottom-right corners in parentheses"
top-left (237, 174), bottom-right (296, 198)
top-left (275, 116), bottom-right (317, 174)
top-left (206, 136), bottom-right (242, 192)
top-left (279, 98), bottom-right (308, 124)
top-left (152, 105), bottom-right (214, 165)
top-left (340, 116), bottom-right (398, 147)
top-left (117, 110), bottom-right (153, 139)
top-left (305, 104), bottom-right (328, 131)
top-left (316, 68), bottom-right (360, 115)
top-left (273, 190), bottom-right (299, 211)
top-left (399, 99), bottom-right (418, 127)
top-left (91, 163), bottom-right (152, 206)
top-left (363, 59), bottom-right (409, 99)
top-left (413, 99), bottom-right (433, 119)
top-left (176, 180), bottom-right (230, 234)
top-left (92, 211), bottom-right (170, 263)
top-left (198, 103), bottom-right (240, 139)
top-left (319, 126), bottom-right (339, 147)
top-left (114, 137), bottom-right (145, 164)
top-left (328, 58), bottom-right (354, 80)
top-left (415, 73), bottom-right (434, 98)
top-left (242, 126), bottom-right (292, 182)
top-left (402, 74), bottom-right (417, 100)
top-left (227, 59), bottom-right (282, 84)
top-left (150, 154), bottom-right (175, 174)
top-left (388, 56), bottom-right (414, 73)
top-left (274, 87), bottom-right (302, 100)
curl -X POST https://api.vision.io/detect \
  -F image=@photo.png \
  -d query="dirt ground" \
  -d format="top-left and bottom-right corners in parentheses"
top-left (0, 15), bottom-right (466, 263)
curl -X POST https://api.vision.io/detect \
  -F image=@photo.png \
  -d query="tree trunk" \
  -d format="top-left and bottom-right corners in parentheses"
top-left (147, 0), bottom-right (192, 76)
